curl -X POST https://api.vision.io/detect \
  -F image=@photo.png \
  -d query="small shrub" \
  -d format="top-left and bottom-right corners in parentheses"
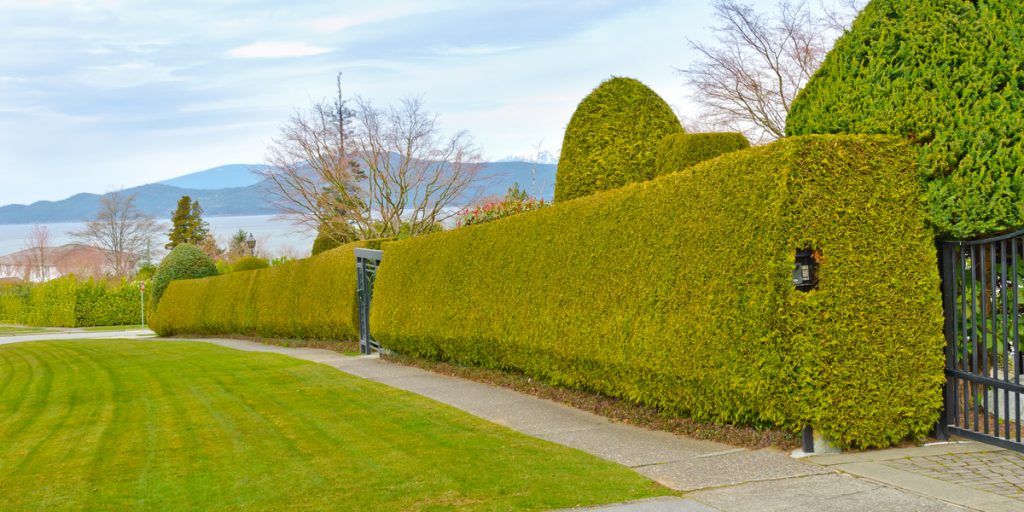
top-left (232, 257), bottom-right (270, 272)
top-left (459, 185), bottom-right (547, 227)
top-left (555, 77), bottom-right (683, 202)
top-left (312, 233), bottom-right (341, 256)
top-left (655, 132), bottom-right (750, 177)
top-left (150, 243), bottom-right (217, 309)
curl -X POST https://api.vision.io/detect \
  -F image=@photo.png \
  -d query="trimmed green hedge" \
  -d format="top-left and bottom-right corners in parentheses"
top-left (371, 135), bottom-right (945, 449)
top-left (231, 256), bottom-right (270, 272)
top-left (786, 0), bottom-right (1024, 238)
top-left (149, 241), bottom-right (367, 341)
top-left (655, 132), bottom-right (749, 177)
top-left (555, 77), bottom-right (682, 202)
top-left (0, 277), bottom-right (144, 327)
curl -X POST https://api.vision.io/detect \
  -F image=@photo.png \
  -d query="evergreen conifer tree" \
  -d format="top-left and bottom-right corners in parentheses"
top-left (166, 196), bottom-right (211, 249)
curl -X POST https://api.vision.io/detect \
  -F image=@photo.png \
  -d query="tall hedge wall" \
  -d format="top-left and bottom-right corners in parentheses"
top-left (554, 77), bottom-right (682, 202)
top-left (0, 277), bottom-right (144, 327)
top-left (786, 0), bottom-right (1024, 239)
top-left (371, 135), bottom-right (945, 449)
top-left (655, 132), bottom-right (749, 177)
top-left (149, 241), bottom-right (367, 341)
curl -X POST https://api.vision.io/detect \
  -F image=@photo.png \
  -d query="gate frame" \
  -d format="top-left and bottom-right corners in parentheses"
top-left (938, 230), bottom-right (1024, 452)
top-left (355, 248), bottom-right (384, 355)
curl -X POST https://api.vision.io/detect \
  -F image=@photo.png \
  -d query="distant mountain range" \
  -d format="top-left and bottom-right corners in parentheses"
top-left (0, 161), bottom-right (557, 225)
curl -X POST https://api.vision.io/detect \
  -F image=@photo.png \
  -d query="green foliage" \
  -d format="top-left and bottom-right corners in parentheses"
top-left (555, 77), bottom-right (683, 202)
top-left (75, 279), bottom-right (144, 326)
top-left (311, 232), bottom-right (341, 256)
top-left (166, 196), bottom-right (211, 250)
top-left (150, 241), bottom-right (368, 341)
top-left (150, 243), bottom-right (218, 309)
top-left (135, 263), bottom-right (158, 281)
top-left (786, 0), bottom-right (1024, 238)
top-left (371, 135), bottom-right (945, 449)
top-left (232, 256), bottom-right (270, 272)
top-left (655, 132), bottom-right (750, 177)
top-left (0, 278), bottom-right (143, 327)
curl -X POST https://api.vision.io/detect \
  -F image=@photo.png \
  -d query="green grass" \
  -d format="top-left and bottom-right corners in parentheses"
top-left (0, 340), bottom-right (669, 511)
top-left (0, 325), bottom-right (55, 336)
top-left (79, 325), bottom-right (146, 331)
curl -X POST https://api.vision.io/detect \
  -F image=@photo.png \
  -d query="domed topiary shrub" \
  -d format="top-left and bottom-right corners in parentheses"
top-left (786, 0), bottom-right (1024, 238)
top-left (150, 243), bottom-right (217, 309)
top-left (231, 256), bottom-right (270, 272)
top-left (555, 77), bottom-right (683, 202)
top-left (311, 232), bottom-right (341, 256)
top-left (655, 132), bottom-right (750, 177)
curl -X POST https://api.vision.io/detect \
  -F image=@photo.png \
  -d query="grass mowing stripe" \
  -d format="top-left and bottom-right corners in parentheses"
top-left (0, 345), bottom-right (58, 453)
top-left (8, 343), bottom-right (106, 510)
top-left (0, 340), bottom-right (670, 511)
top-left (0, 347), bottom-right (14, 397)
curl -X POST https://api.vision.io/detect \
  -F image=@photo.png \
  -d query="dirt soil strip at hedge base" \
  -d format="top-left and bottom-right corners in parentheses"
top-left (0, 339), bottom-right (669, 511)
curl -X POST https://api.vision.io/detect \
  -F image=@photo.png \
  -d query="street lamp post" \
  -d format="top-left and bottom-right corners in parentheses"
top-left (246, 232), bottom-right (256, 257)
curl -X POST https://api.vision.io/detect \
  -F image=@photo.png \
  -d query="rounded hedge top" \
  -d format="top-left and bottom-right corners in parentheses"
top-left (150, 243), bottom-right (218, 308)
top-left (787, 0), bottom-right (1024, 238)
top-left (554, 77), bottom-right (682, 202)
top-left (232, 256), bottom-right (270, 272)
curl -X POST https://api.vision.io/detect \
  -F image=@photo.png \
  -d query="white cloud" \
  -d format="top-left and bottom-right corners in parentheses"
top-left (433, 44), bottom-right (522, 57)
top-left (226, 41), bottom-right (331, 59)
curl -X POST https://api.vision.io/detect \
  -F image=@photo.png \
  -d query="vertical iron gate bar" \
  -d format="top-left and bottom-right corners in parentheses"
top-left (973, 244), bottom-right (980, 431)
top-left (940, 229), bottom-right (1024, 453)
top-left (1015, 237), bottom-right (1022, 443)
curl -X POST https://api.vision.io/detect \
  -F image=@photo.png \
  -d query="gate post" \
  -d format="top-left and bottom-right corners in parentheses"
top-left (936, 241), bottom-right (958, 441)
top-left (355, 248), bottom-right (384, 355)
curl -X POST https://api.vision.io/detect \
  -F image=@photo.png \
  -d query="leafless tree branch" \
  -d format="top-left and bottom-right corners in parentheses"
top-left (680, 0), bottom-right (864, 143)
top-left (69, 191), bottom-right (160, 277)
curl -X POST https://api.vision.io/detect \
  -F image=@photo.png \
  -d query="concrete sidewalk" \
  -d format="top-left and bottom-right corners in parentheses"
top-left (0, 328), bottom-right (154, 345)
top-left (5, 333), bottom-right (1022, 511)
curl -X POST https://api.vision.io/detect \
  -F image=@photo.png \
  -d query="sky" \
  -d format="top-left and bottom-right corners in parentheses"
top-left (0, 0), bottom-right (788, 207)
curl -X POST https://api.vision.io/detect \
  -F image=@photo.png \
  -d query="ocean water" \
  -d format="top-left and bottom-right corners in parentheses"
top-left (0, 215), bottom-right (316, 259)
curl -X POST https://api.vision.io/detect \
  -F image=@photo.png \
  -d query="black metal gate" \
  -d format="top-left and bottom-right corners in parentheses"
top-left (355, 248), bottom-right (384, 355)
top-left (939, 230), bottom-right (1024, 452)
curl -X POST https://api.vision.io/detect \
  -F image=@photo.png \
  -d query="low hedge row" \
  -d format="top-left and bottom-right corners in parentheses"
top-left (149, 241), bottom-right (368, 341)
top-left (0, 277), bottom-right (144, 327)
top-left (655, 132), bottom-right (749, 177)
top-left (370, 135), bottom-right (945, 449)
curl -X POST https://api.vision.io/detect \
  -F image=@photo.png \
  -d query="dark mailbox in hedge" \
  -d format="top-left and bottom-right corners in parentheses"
top-left (370, 135), bottom-right (945, 449)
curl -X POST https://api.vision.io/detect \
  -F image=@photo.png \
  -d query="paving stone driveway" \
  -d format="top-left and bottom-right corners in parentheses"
top-left (880, 448), bottom-right (1024, 502)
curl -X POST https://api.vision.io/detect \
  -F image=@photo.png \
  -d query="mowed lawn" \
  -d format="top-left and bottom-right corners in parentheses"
top-left (0, 340), bottom-right (669, 511)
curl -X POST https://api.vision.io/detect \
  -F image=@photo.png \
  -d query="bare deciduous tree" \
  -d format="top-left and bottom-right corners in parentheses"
top-left (260, 79), bottom-right (485, 241)
top-left (353, 95), bottom-right (484, 238)
top-left (23, 224), bottom-right (52, 281)
top-left (258, 96), bottom-right (363, 243)
top-left (70, 191), bottom-right (160, 277)
top-left (680, 0), bottom-right (863, 143)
